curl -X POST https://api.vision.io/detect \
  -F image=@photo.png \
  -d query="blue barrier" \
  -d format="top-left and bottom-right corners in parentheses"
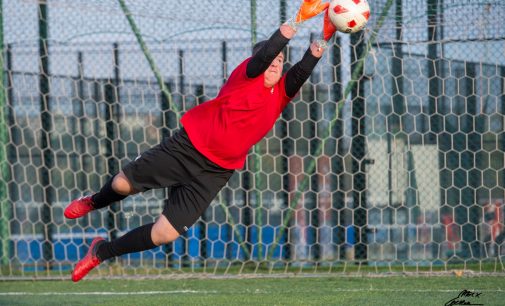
top-left (14, 224), bottom-right (290, 270)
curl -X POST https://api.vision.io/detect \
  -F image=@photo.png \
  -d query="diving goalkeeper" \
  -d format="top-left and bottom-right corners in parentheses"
top-left (65, 0), bottom-right (337, 282)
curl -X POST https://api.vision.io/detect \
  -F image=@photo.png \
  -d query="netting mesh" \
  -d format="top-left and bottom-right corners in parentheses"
top-left (0, 0), bottom-right (504, 279)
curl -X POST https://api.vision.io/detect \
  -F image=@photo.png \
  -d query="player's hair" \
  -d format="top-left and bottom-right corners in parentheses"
top-left (252, 40), bottom-right (287, 57)
top-left (252, 40), bottom-right (267, 55)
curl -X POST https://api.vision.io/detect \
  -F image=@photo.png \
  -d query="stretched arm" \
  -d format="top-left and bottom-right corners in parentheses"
top-left (246, 0), bottom-right (329, 78)
top-left (284, 6), bottom-right (337, 98)
top-left (284, 42), bottom-right (324, 98)
top-left (246, 25), bottom-right (295, 79)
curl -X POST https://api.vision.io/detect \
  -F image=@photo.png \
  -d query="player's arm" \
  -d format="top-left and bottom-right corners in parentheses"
top-left (284, 43), bottom-right (322, 98)
top-left (246, 0), bottom-right (329, 78)
top-left (246, 27), bottom-right (293, 79)
top-left (284, 7), bottom-right (337, 98)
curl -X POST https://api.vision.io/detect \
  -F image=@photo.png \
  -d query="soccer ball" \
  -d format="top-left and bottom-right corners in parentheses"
top-left (328, 0), bottom-right (370, 33)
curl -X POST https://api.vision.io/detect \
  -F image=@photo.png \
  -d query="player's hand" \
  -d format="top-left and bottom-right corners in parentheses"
top-left (312, 8), bottom-right (336, 54)
top-left (322, 8), bottom-right (337, 41)
top-left (295, 0), bottom-right (330, 23)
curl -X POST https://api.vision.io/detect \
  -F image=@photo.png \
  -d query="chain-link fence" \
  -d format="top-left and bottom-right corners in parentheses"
top-left (0, 0), bottom-right (504, 279)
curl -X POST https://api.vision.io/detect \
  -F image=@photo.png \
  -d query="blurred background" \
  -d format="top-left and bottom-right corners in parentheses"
top-left (0, 0), bottom-right (504, 278)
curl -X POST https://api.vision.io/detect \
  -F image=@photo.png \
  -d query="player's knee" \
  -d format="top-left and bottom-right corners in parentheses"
top-left (112, 172), bottom-right (134, 195)
top-left (152, 229), bottom-right (179, 246)
top-left (152, 227), bottom-right (180, 246)
top-left (151, 216), bottom-right (180, 245)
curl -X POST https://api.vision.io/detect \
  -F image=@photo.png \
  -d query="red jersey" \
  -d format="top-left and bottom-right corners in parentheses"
top-left (181, 58), bottom-right (292, 169)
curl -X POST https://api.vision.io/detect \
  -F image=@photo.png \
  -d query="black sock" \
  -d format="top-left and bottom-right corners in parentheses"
top-left (91, 175), bottom-right (127, 209)
top-left (96, 223), bottom-right (157, 261)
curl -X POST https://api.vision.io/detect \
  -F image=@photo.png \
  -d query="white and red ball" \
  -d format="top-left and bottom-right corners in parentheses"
top-left (328, 0), bottom-right (370, 33)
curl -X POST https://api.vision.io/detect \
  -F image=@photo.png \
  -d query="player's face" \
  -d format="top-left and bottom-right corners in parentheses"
top-left (264, 52), bottom-right (284, 88)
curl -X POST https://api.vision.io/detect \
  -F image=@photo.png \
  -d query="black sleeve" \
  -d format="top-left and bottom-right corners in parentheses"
top-left (246, 29), bottom-right (290, 78)
top-left (284, 47), bottom-right (321, 98)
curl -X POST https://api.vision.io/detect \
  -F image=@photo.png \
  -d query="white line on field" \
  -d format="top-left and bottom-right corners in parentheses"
top-left (334, 288), bottom-right (505, 293)
top-left (0, 288), bottom-right (503, 296)
top-left (0, 290), bottom-right (217, 296)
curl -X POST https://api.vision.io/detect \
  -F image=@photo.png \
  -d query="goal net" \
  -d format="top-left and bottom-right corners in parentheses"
top-left (0, 0), bottom-right (504, 279)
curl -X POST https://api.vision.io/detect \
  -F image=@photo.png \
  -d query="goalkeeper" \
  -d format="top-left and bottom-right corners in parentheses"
top-left (66, 0), bottom-right (337, 282)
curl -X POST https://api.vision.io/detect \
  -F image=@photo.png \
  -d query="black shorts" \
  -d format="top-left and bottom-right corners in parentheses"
top-left (122, 129), bottom-right (234, 235)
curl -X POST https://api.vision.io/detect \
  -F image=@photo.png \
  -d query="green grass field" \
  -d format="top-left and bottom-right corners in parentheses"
top-left (0, 275), bottom-right (503, 305)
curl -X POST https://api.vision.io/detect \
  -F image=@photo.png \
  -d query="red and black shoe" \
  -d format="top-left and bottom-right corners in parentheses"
top-left (64, 195), bottom-right (96, 219)
top-left (71, 237), bottom-right (105, 282)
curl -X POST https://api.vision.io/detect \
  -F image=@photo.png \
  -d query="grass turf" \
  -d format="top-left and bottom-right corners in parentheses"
top-left (0, 276), bottom-right (503, 305)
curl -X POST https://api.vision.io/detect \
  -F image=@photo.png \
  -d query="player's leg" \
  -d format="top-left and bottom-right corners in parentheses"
top-left (70, 129), bottom-right (233, 281)
top-left (71, 184), bottom-right (200, 282)
top-left (65, 129), bottom-right (189, 219)
top-left (64, 171), bottom-right (136, 219)
top-left (98, 213), bottom-right (180, 260)
top-left (71, 157), bottom-right (234, 282)
top-left (97, 212), bottom-right (180, 259)
top-left (71, 214), bottom-right (179, 282)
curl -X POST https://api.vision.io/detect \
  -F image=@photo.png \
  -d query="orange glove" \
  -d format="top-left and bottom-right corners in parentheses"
top-left (322, 8), bottom-right (337, 41)
top-left (295, 0), bottom-right (330, 23)
top-left (314, 9), bottom-right (337, 51)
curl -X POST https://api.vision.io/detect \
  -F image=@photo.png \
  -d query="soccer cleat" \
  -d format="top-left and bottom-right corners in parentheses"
top-left (64, 195), bottom-right (96, 219)
top-left (71, 237), bottom-right (104, 282)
